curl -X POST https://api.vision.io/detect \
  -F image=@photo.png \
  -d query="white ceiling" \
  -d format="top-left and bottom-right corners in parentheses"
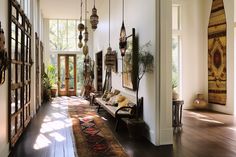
top-left (40, 0), bottom-right (97, 19)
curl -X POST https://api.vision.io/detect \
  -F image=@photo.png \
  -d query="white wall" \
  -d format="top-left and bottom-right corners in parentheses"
top-left (203, 0), bottom-right (235, 114)
top-left (0, 0), bottom-right (9, 155)
top-left (93, 0), bottom-right (173, 145)
top-left (175, 0), bottom-right (208, 109)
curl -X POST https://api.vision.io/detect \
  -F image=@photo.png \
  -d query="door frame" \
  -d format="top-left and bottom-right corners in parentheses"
top-left (58, 54), bottom-right (77, 96)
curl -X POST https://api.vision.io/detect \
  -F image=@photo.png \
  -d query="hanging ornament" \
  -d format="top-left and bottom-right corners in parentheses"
top-left (78, 0), bottom-right (84, 48)
top-left (119, 0), bottom-right (127, 57)
top-left (83, 43), bottom-right (89, 56)
top-left (90, 0), bottom-right (99, 30)
top-left (84, 27), bottom-right (89, 43)
top-left (84, 0), bottom-right (89, 44)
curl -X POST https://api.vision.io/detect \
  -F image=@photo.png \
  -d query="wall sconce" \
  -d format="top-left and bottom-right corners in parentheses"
top-left (0, 22), bottom-right (8, 85)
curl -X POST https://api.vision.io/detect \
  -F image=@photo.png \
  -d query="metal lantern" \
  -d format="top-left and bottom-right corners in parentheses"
top-left (83, 44), bottom-right (89, 56)
top-left (107, 46), bottom-right (112, 54)
top-left (119, 22), bottom-right (127, 56)
top-left (78, 42), bottom-right (83, 49)
top-left (119, 0), bottom-right (127, 57)
top-left (84, 27), bottom-right (89, 43)
top-left (78, 23), bottom-right (85, 32)
top-left (78, 32), bottom-right (83, 48)
top-left (90, 6), bottom-right (99, 30)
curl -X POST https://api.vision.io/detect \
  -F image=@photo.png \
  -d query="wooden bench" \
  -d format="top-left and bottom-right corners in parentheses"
top-left (95, 95), bottom-right (136, 131)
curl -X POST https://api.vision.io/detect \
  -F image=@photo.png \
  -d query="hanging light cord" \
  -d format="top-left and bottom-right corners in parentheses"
top-left (94, 0), bottom-right (95, 7)
top-left (109, 0), bottom-right (111, 47)
top-left (80, 0), bottom-right (83, 22)
top-left (122, 0), bottom-right (124, 22)
top-left (85, 0), bottom-right (87, 26)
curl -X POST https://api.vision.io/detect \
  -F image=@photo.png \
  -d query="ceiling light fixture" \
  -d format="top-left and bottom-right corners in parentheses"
top-left (78, 0), bottom-right (84, 48)
top-left (90, 0), bottom-right (99, 30)
top-left (119, 0), bottom-right (127, 57)
top-left (83, 0), bottom-right (89, 56)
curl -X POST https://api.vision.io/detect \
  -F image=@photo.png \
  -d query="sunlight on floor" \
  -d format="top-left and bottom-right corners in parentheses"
top-left (49, 132), bottom-right (66, 142)
top-left (188, 111), bottom-right (224, 124)
top-left (228, 127), bottom-right (236, 132)
top-left (33, 134), bottom-right (52, 150)
top-left (33, 96), bottom-right (85, 150)
top-left (198, 118), bottom-right (224, 124)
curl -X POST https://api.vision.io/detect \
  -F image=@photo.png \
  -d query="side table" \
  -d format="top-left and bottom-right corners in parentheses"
top-left (172, 100), bottom-right (184, 128)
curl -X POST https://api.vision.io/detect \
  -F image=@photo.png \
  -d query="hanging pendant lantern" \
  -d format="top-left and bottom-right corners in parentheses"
top-left (119, 21), bottom-right (127, 57)
top-left (90, 0), bottom-right (99, 30)
top-left (78, 32), bottom-right (83, 48)
top-left (119, 0), bottom-right (127, 57)
top-left (84, 27), bottom-right (89, 43)
top-left (78, 0), bottom-right (84, 49)
top-left (83, 43), bottom-right (89, 56)
top-left (78, 23), bottom-right (85, 32)
top-left (107, 46), bottom-right (112, 54)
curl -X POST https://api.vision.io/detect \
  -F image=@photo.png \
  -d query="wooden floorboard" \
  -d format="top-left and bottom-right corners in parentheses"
top-left (9, 97), bottom-right (236, 157)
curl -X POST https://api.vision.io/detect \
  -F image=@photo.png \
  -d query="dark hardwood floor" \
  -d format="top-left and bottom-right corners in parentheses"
top-left (9, 97), bottom-right (236, 157)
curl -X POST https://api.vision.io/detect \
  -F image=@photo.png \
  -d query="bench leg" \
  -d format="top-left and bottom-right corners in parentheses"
top-left (115, 119), bottom-right (120, 132)
top-left (97, 105), bottom-right (101, 113)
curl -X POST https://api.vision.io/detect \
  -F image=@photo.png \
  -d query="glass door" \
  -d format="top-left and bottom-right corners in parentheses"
top-left (58, 54), bottom-right (76, 96)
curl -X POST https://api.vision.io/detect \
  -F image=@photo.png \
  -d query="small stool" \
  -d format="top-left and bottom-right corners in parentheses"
top-left (172, 100), bottom-right (184, 128)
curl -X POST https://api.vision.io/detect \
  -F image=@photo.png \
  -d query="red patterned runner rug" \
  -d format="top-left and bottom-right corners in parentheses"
top-left (68, 99), bottom-right (129, 157)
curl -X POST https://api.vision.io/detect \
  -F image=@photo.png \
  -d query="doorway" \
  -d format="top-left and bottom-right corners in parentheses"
top-left (58, 54), bottom-right (76, 96)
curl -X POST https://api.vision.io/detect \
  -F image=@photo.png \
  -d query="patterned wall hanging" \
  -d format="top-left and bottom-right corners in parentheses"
top-left (208, 0), bottom-right (227, 105)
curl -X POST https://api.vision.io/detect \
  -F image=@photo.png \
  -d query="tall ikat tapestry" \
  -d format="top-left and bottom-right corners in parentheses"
top-left (208, 0), bottom-right (227, 105)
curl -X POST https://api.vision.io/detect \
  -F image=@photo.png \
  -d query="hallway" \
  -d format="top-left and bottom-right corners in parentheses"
top-left (9, 96), bottom-right (236, 157)
top-left (9, 97), bottom-right (78, 157)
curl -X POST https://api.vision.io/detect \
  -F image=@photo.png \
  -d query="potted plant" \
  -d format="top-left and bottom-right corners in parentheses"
top-left (136, 41), bottom-right (154, 119)
top-left (42, 72), bottom-right (51, 102)
top-left (172, 77), bottom-right (179, 100)
top-left (47, 64), bottom-right (58, 97)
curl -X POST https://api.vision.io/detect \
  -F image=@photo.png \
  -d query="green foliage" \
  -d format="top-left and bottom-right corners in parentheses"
top-left (77, 55), bottom-right (85, 89)
top-left (47, 64), bottom-right (58, 88)
top-left (42, 72), bottom-right (51, 102)
top-left (172, 74), bottom-right (178, 89)
top-left (138, 41), bottom-right (154, 78)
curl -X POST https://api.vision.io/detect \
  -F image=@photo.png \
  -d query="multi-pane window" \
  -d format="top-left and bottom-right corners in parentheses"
top-left (9, 0), bottom-right (32, 148)
top-left (172, 5), bottom-right (181, 93)
top-left (49, 19), bottom-right (81, 51)
top-left (16, 0), bottom-right (31, 19)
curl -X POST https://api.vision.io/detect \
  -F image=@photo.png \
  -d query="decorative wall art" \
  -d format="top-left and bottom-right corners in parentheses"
top-left (122, 28), bottom-right (137, 90)
top-left (208, 0), bottom-right (227, 105)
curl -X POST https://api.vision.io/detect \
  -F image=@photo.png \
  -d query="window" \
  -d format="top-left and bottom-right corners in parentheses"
top-left (9, 0), bottom-right (32, 148)
top-left (172, 36), bottom-right (181, 91)
top-left (49, 19), bottom-right (81, 51)
top-left (172, 5), bottom-right (182, 94)
top-left (172, 5), bottom-right (181, 30)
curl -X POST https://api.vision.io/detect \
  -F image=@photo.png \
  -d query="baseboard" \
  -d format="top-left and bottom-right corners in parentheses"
top-left (158, 127), bottom-right (173, 145)
top-left (0, 143), bottom-right (9, 157)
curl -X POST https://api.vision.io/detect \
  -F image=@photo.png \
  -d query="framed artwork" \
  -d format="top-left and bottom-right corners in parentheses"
top-left (122, 28), bottom-right (138, 90)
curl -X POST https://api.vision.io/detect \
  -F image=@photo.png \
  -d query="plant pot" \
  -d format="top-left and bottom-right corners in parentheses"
top-left (51, 89), bottom-right (57, 97)
top-left (172, 89), bottom-right (179, 100)
top-left (193, 94), bottom-right (208, 109)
